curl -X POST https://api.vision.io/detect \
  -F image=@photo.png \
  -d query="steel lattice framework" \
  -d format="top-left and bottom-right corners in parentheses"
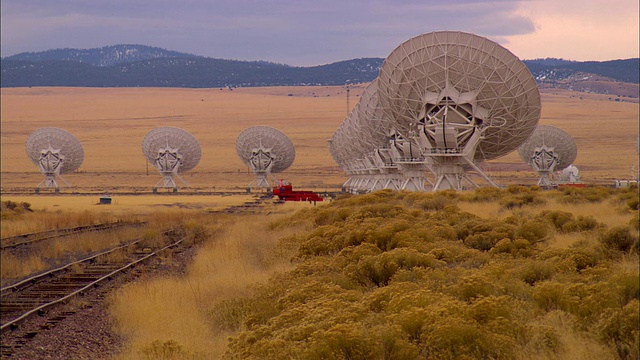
top-left (329, 80), bottom-right (400, 191)
top-left (330, 31), bottom-right (541, 192)
top-left (25, 127), bottom-right (84, 192)
top-left (236, 126), bottom-right (295, 188)
top-left (518, 125), bottom-right (577, 187)
top-left (142, 127), bottom-right (201, 192)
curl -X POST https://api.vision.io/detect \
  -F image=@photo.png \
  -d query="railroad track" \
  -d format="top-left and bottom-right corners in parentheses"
top-left (0, 228), bottom-right (183, 337)
top-left (1, 221), bottom-right (146, 250)
top-left (0, 196), bottom-right (278, 356)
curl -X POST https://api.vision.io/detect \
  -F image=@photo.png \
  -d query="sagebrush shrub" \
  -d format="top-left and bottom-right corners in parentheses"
top-left (558, 186), bottom-right (613, 204)
top-left (139, 339), bottom-right (187, 359)
top-left (516, 219), bottom-right (552, 243)
top-left (519, 261), bottom-right (555, 285)
top-left (599, 226), bottom-right (636, 253)
top-left (490, 238), bottom-right (534, 257)
top-left (596, 300), bottom-right (639, 360)
top-left (532, 282), bottom-right (569, 312)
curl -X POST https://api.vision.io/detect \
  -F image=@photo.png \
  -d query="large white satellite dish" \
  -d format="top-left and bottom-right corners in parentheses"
top-left (25, 127), bottom-right (84, 192)
top-left (330, 31), bottom-right (541, 192)
top-left (142, 127), bottom-right (201, 192)
top-left (236, 126), bottom-right (295, 188)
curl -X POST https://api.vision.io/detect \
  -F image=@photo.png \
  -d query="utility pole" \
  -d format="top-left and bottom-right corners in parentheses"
top-left (346, 82), bottom-right (350, 115)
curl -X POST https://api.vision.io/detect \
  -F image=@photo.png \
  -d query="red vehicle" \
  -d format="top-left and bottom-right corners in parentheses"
top-left (273, 180), bottom-right (323, 202)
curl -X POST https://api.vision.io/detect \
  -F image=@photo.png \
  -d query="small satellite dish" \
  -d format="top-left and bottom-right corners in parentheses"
top-left (142, 127), bottom-right (201, 192)
top-left (518, 125), bottom-right (577, 187)
top-left (560, 165), bottom-right (581, 183)
top-left (25, 127), bottom-right (84, 192)
top-left (236, 126), bottom-right (295, 188)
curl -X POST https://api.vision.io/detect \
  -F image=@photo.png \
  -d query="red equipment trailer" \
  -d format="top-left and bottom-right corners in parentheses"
top-left (273, 180), bottom-right (324, 202)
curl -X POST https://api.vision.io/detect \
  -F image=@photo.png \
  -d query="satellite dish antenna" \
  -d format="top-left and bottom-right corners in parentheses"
top-left (376, 31), bottom-right (541, 191)
top-left (25, 127), bottom-right (84, 193)
top-left (560, 165), bottom-right (581, 183)
top-left (236, 126), bottom-right (295, 188)
top-left (518, 125), bottom-right (577, 187)
top-left (329, 79), bottom-right (400, 193)
top-left (142, 127), bottom-right (201, 193)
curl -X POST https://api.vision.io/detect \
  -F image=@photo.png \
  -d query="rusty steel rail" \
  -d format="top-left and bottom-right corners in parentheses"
top-left (1, 228), bottom-right (177, 295)
top-left (0, 234), bottom-right (183, 334)
top-left (1, 221), bottom-right (146, 250)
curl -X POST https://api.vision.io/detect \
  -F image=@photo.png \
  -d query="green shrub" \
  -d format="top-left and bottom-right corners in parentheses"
top-left (532, 282), bottom-right (569, 312)
top-left (423, 317), bottom-right (510, 359)
top-left (462, 186), bottom-right (504, 202)
top-left (456, 219), bottom-right (516, 251)
top-left (534, 209), bottom-right (601, 233)
top-left (541, 210), bottom-right (575, 230)
top-left (558, 186), bottom-right (613, 204)
top-left (597, 300), bottom-right (639, 360)
top-left (568, 248), bottom-right (600, 271)
top-left (630, 212), bottom-right (639, 231)
top-left (599, 226), bottom-right (636, 253)
top-left (567, 215), bottom-right (601, 232)
top-left (453, 274), bottom-right (496, 301)
top-left (139, 229), bottom-right (164, 248)
top-left (182, 221), bottom-right (209, 245)
top-left (525, 323), bottom-right (562, 354)
top-left (500, 192), bottom-right (546, 209)
top-left (516, 219), bottom-right (552, 244)
top-left (139, 339), bottom-right (187, 360)
top-left (0, 200), bottom-right (34, 219)
top-left (347, 248), bottom-right (444, 287)
top-left (223, 187), bottom-right (637, 359)
top-left (464, 233), bottom-right (508, 251)
top-left (490, 238), bottom-right (534, 257)
top-left (519, 261), bottom-right (555, 285)
top-left (307, 323), bottom-right (373, 360)
top-left (414, 193), bottom-right (455, 211)
top-left (610, 273), bottom-right (640, 306)
top-left (209, 298), bottom-right (255, 332)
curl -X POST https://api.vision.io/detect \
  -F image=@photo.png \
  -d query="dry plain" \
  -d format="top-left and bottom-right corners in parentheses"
top-left (1, 85), bottom-right (638, 359)
top-left (1, 85), bottom-right (638, 197)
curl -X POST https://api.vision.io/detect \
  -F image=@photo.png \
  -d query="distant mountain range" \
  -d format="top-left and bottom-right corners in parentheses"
top-left (2, 44), bottom-right (638, 89)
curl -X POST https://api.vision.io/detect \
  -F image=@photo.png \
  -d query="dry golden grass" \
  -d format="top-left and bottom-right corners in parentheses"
top-left (1, 86), bottom-right (637, 193)
top-left (2, 194), bottom-right (257, 212)
top-left (1, 226), bottom-right (148, 282)
top-left (108, 212), bottom-right (303, 359)
top-left (0, 194), bottom-right (256, 238)
top-left (516, 311), bottom-right (616, 360)
top-left (1, 208), bottom-right (120, 239)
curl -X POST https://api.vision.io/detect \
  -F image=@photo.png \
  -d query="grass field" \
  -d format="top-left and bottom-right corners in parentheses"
top-left (0, 85), bottom-right (637, 359)
top-left (1, 86), bottom-right (638, 194)
top-left (0, 194), bottom-right (257, 213)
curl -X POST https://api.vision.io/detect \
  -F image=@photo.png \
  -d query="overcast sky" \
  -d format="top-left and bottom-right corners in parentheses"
top-left (1, 0), bottom-right (638, 66)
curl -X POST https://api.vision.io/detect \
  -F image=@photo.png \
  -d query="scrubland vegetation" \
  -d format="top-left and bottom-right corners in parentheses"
top-left (105, 185), bottom-right (638, 360)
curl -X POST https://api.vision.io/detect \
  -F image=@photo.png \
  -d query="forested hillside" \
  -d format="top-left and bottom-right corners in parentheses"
top-left (2, 45), bottom-right (637, 88)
